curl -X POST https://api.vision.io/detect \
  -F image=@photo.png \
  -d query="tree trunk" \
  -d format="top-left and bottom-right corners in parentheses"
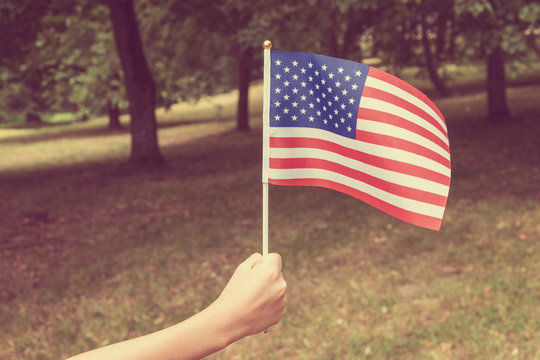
top-left (236, 46), bottom-right (252, 132)
top-left (420, 16), bottom-right (450, 97)
top-left (108, 0), bottom-right (164, 165)
top-left (486, 47), bottom-right (509, 122)
top-left (107, 101), bottom-right (121, 130)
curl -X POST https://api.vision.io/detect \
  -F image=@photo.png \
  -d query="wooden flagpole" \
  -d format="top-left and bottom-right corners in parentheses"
top-left (262, 40), bottom-right (272, 256)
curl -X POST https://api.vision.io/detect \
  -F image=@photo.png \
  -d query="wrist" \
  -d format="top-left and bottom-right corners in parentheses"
top-left (205, 299), bottom-right (246, 347)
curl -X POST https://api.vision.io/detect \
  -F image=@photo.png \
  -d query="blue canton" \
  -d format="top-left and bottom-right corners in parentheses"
top-left (270, 51), bottom-right (370, 139)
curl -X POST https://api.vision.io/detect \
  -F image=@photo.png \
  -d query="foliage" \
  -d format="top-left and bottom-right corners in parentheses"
top-left (454, 0), bottom-right (540, 65)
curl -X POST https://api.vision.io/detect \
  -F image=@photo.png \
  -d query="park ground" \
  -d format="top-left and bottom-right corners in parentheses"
top-left (1, 68), bottom-right (540, 359)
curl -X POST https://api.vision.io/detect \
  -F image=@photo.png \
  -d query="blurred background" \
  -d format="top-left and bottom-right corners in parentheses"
top-left (1, 0), bottom-right (539, 359)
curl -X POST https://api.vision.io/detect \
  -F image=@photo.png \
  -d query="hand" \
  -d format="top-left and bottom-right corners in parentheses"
top-left (209, 253), bottom-right (287, 342)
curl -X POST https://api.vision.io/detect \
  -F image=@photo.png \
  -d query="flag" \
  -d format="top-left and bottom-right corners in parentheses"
top-left (262, 50), bottom-right (451, 231)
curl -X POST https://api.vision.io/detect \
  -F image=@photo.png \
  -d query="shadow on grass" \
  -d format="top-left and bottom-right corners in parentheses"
top-left (0, 116), bottom-right (234, 145)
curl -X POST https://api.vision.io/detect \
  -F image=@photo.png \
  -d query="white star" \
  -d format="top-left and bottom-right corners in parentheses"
top-left (349, 98), bottom-right (355, 104)
top-left (323, 119), bottom-right (328, 124)
top-left (275, 60), bottom-right (281, 66)
top-left (335, 81), bottom-right (341, 87)
top-left (317, 111), bottom-right (321, 116)
top-left (328, 73), bottom-right (334, 79)
top-left (323, 106), bottom-right (327, 111)
top-left (274, 115), bottom-right (280, 120)
top-left (284, 94), bottom-right (290, 100)
top-left (292, 74), bottom-right (299, 80)
top-left (314, 71), bottom-right (319, 76)
top-left (292, 115), bottom-right (298, 120)
top-left (335, 123), bottom-right (339, 128)
top-left (328, 101), bottom-right (332, 106)
top-left (316, 98), bottom-right (321, 103)
top-left (292, 102), bottom-right (298, 107)
top-left (292, 88), bottom-right (299, 94)
top-left (347, 126), bottom-right (352, 132)
top-left (275, 74), bottom-right (281, 80)
top-left (345, 75), bottom-right (351, 81)
top-left (340, 103), bottom-right (346, 109)
top-left (355, 70), bottom-right (362, 76)
top-left (321, 79), bottom-right (326, 85)
top-left (309, 116), bottom-right (314, 122)
top-left (283, 108), bottom-right (289, 114)
top-left (284, 81), bottom-right (290, 86)
top-left (275, 88), bottom-right (281, 93)
top-left (292, 60), bottom-right (298, 66)
top-left (301, 81), bottom-right (307, 87)
top-left (322, 65), bottom-right (328, 71)
top-left (334, 109), bottom-right (339, 115)
top-left (315, 84), bottom-right (320, 90)
top-left (300, 108), bottom-right (307, 114)
top-left (309, 90), bottom-right (314, 95)
top-left (340, 117), bottom-right (345, 123)
top-left (309, 103), bottom-right (315, 108)
top-left (342, 89), bottom-right (348, 95)
top-left (322, 93), bottom-right (326, 98)
top-left (274, 101), bottom-right (281, 107)
top-left (308, 76), bottom-right (313, 82)
top-left (284, 67), bottom-right (290, 73)
top-left (334, 95), bottom-right (339, 101)
top-left (301, 95), bottom-right (307, 101)
top-left (338, 67), bottom-right (344, 73)
top-left (329, 114), bottom-right (333, 119)
top-left (301, 68), bottom-right (306, 74)
top-left (352, 84), bottom-right (358, 90)
top-left (327, 87), bottom-right (332, 93)
top-left (348, 112), bottom-right (353, 118)
top-left (308, 62), bottom-right (313, 68)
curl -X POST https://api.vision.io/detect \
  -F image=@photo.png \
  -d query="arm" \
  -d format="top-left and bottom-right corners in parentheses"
top-left (67, 253), bottom-right (287, 360)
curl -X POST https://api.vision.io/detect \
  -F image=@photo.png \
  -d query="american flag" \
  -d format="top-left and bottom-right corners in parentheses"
top-left (263, 51), bottom-right (451, 230)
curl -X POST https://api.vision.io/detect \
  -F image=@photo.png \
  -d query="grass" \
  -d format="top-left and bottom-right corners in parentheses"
top-left (1, 76), bottom-right (540, 359)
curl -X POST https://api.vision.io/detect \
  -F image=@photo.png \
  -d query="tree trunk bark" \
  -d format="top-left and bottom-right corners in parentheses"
top-left (108, 101), bottom-right (121, 130)
top-left (108, 0), bottom-right (164, 165)
top-left (420, 16), bottom-right (450, 97)
top-left (486, 47), bottom-right (509, 122)
top-left (236, 46), bottom-right (251, 132)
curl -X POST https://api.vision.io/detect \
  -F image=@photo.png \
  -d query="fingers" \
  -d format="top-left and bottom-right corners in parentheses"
top-left (262, 253), bottom-right (282, 271)
top-left (238, 253), bottom-right (262, 271)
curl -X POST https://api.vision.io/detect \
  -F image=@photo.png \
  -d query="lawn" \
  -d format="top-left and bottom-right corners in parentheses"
top-left (1, 78), bottom-right (539, 359)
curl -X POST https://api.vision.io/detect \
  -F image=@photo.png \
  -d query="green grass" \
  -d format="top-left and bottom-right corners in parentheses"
top-left (1, 77), bottom-right (540, 359)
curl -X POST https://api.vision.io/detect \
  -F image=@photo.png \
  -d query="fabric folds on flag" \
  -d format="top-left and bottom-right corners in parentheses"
top-left (263, 50), bottom-right (451, 230)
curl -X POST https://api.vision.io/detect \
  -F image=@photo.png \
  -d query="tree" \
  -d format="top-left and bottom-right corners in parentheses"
top-left (108, 0), bottom-right (163, 165)
top-left (455, 0), bottom-right (540, 122)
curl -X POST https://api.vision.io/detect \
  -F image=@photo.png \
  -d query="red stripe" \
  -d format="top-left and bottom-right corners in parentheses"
top-left (270, 137), bottom-right (450, 186)
top-left (269, 157), bottom-right (448, 206)
top-left (268, 178), bottom-right (443, 230)
top-left (357, 107), bottom-right (449, 153)
top-left (356, 130), bottom-right (451, 169)
top-left (361, 86), bottom-right (448, 141)
top-left (367, 67), bottom-right (446, 126)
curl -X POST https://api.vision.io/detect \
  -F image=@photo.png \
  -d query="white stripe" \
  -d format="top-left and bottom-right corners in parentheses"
top-left (356, 119), bottom-right (450, 160)
top-left (359, 97), bottom-right (449, 147)
top-left (268, 168), bottom-right (446, 218)
top-left (270, 147), bottom-right (449, 196)
top-left (365, 76), bottom-right (447, 132)
top-left (269, 127), bottom-right (451, 177)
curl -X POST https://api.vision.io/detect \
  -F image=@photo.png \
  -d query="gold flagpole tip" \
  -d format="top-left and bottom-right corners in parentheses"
top-left (262, 40), bottom-right (272, 49)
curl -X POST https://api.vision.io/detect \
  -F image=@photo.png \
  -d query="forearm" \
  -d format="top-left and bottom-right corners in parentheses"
top-left (67, 253), bottom-right (286, 360)
top-left (67, 304), bottom-right (233, 360)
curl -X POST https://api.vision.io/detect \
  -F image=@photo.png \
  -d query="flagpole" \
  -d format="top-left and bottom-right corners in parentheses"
top-left (262, 40), bottom-right (272, 257)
